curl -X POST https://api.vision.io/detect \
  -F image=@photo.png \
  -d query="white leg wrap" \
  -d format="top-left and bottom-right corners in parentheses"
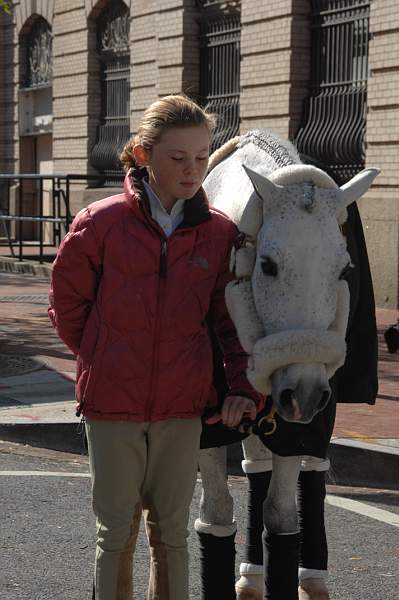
top-left (300, 456), bottom-right (330, 471)
top-left (242, 458), bottom-right (273, 474)
top-left (299, 568), bottom-right (328, 581)
top-left (240, 562), bottom-right (263, 576)
top-left (242, 434), bottom-right (273, 473)
top-left (194, 517), bottom-right (237, 537)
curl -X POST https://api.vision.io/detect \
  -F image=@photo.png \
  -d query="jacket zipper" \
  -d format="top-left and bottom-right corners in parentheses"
top-left (146, 238), bottom-right (167, 420)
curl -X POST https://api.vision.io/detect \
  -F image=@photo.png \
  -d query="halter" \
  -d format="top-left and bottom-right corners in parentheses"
top-left (208, 133), bottom-right (350, 398)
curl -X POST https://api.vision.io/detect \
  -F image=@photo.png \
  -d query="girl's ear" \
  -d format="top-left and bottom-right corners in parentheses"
top-left (133, 145), bottom-right (150, 167)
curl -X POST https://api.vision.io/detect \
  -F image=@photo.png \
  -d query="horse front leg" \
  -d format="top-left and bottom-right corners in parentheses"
top-left (236, 435), bottom-right (273, 600)
top-left (298, 456), bottom-right (330, 600)
top-left (196, 446), bottom-right (236, 600)
top-left (263, 454), bottom-right (302, 600)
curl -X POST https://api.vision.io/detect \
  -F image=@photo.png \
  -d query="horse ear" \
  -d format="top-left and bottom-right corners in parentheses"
top-left (242, 165), bottom-right (279, 203)
top-left (337, 168), bottom-right (380, 212)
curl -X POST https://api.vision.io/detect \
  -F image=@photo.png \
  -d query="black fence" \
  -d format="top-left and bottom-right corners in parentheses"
top-left (296, 0), bottom-right (370, 183)
top-left (0, 173), bottom-right (124, 263)
top-left (200, 15), bottom-right (241, 152)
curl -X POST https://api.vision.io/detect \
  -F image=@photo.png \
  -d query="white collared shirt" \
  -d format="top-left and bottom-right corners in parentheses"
top-left (143, 180), bottom-right (185, 237)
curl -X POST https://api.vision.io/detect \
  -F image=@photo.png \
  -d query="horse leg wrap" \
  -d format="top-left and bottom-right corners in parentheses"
top-left (236, 562), bottom-right (263, 600)
top-left (263, 531), bottom-right (300, 600)
top-left (197, 531), bottom-right (236, 600)
top-left (246, 471), bottom-right (272, 565)
top-left (298, 470), bottom-right (328, 575)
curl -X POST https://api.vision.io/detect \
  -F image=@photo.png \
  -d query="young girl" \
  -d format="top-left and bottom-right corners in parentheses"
top-left (48, 94), bottom-right (261, 600)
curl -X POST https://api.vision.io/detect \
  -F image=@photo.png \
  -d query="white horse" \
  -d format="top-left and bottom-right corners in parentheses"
top-left (196, 130), bottom-right (379, 600)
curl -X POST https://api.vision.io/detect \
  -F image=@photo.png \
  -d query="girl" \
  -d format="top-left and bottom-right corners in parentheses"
top-left (48, 94), bottom-right (261, 600)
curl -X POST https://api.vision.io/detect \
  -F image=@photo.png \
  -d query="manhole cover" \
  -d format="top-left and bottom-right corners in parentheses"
top-left (0, 354), bottom-right (43, 378)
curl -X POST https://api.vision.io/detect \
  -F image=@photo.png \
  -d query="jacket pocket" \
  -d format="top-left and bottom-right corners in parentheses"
top-left (79, 323), bottom-right (108, 407)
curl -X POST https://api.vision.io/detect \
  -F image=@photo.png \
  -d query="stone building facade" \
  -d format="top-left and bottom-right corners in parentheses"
top-left (0, 0), bottom-right (398, 308)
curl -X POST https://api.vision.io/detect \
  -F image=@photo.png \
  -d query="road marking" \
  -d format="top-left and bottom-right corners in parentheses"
top-left (0, 472), bottom-right (203, 480)
top-left (0, 470), bottom-right (90, 477)
top-left (0, 472), bottom-right (398, 529)
top-left (327, 494), bottom-right (399, 528)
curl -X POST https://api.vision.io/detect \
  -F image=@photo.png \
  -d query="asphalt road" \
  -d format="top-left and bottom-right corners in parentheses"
top-left (0, 443), bottom-right (398, 600)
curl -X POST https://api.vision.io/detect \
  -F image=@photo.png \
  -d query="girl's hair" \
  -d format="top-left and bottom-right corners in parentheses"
top-left (120, 94), bottom-right (217, 172)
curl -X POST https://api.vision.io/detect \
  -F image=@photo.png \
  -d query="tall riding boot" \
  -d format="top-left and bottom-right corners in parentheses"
top-left (197, 531), bottom-right (236, 600)
top-left (236, 471), bottom-right (272, 600)
top-left (263, 530), bottom-right (300, 600)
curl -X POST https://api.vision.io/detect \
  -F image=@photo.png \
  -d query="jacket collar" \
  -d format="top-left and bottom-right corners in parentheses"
top-left (123, 166), bottom-right (212, 229)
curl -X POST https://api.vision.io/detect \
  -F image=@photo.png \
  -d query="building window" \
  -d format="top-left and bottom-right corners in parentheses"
top-left (199, 1), bottom-right (241, 152)
top-left (19, 17), bottom-right (53, 136)
top-left (295, 0), bottom-right (370, 183)
top-left (24, 17), bottom-right (53, 89)
top-left (90, 1), bottom-right (130, 184)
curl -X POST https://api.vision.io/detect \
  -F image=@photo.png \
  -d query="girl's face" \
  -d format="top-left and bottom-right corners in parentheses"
top-left (135, 125), bottom-right (210, 211)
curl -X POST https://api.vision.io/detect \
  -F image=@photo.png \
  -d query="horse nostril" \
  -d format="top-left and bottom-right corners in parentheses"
top-left (280, 388), bottom-right (295, 410)
top-left (319, 389), bottom-right (331, 411)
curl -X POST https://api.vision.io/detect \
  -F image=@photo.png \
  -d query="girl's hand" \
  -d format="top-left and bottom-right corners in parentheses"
top-left (205, 396), bottom-right (257, 428)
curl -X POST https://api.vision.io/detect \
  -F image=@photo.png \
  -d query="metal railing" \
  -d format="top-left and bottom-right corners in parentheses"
top-left (200, 15), bottom-right (241, 152)
top-left (0, 173), bottom-right (124, 263)
top-left (295, 0), bottom-right (370, 183)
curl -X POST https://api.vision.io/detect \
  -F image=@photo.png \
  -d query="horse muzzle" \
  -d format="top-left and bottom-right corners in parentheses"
top-left (271, 366), bottom-right (332, 424)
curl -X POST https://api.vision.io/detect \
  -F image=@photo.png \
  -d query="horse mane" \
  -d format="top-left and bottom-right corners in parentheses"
top-left (208, 136), bottom-right (241, 172)
top-left (208, 129), bottom-right (337, 191)
top-left (238, 130), bottom-right (300, 167)
top-left (208, 129), bottom-right (300, 174)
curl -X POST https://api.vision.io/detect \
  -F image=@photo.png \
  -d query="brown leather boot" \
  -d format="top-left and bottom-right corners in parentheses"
top-left (298, 577), bottom-right (330, 600)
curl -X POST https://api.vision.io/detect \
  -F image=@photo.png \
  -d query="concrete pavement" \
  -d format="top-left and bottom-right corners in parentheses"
top-left (0, 266), bottom-right (398, 489)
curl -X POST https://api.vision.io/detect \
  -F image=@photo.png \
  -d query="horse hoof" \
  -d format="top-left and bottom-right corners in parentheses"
top-left (235, 576), bottom-right (262, 600)
top-left (298, 577), bottom-right (330, 600)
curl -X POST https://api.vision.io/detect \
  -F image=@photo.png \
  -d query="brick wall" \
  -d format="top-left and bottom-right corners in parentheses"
top-left (130, 0), bottom-right (199, 134)
top-left (1, 0), bottom-right (398, 307)
top-left (0, 14), bottom-right (9, 173)
top-left (1, 6), bottom-right (18, 173)
top-left (362, 0), bottom-right (399, 307)
top-left (240, 0), bottom-right (311, 140)
top-left (52, 0), bottom-right (94, 175)
top-left (130, 0), bottom-right (159, 134)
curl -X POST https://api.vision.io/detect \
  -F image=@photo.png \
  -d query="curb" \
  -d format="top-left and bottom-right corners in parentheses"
top-left (327, 439), bottom-right (399, 491)
top-left (0, 422), bottom-right (397, 490)
top-left (0, 422), bottom-right (87, 455)
top-left (226, 439), bottom-right (399, 490)
top-left (0, 256), bottom-right (52, 279)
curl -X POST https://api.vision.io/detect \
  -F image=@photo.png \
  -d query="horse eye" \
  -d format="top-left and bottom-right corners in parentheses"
top-left (339, 262), bottom-right (355, 281)
top-left (261, 257), bottom-right (278, 277)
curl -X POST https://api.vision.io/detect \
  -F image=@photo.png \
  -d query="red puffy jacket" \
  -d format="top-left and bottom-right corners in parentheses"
top-left (48, 171), bottom-right (261, 422)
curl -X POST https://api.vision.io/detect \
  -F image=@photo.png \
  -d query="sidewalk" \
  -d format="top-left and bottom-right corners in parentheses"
top-left (0, 268), bottom-right (398, 489)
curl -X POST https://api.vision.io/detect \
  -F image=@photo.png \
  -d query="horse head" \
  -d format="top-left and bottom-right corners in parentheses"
top-left (226, 164), bottom-right (379, 423)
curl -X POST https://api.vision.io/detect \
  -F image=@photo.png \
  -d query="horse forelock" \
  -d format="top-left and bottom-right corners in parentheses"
top-left (269, 164), bottom-right (338, 190)
top-left (269, 164), bottom-right (341, 217)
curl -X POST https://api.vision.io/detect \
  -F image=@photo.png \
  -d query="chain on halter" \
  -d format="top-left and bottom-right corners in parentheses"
top-left (238, 405), bottom-right (277, 438)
